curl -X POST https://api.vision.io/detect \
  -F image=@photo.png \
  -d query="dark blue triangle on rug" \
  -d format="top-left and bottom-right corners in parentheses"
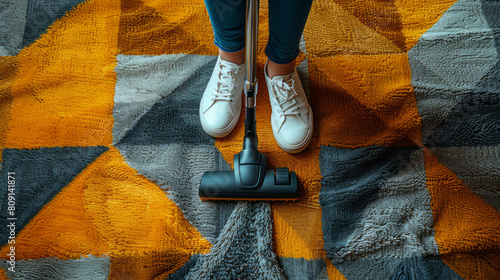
top-left (0, 146), bottom-right (108, 246)
top-left (116, 57), bottom-right (216, 146)
top-left (22, 0), bottom-right (86, 49)
top-left (425, 62), bottom-right (500, 147)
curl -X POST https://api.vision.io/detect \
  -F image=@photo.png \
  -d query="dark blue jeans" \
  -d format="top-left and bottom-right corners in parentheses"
top-left (204, 0), bottom-right (314, 64)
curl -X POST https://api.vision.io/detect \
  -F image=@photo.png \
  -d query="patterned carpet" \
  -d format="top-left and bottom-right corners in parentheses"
top-left (0, 0), bottom-right (499, 279)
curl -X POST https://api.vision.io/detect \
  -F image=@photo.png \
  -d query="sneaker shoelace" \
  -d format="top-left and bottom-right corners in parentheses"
top-left (213, 60), bottom-right (239, 102)
top-left (271, 77), bottom-right (301, 118)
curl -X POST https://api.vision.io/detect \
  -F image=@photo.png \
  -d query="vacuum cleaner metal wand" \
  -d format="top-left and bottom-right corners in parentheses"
top-left (199, 0), bottom-right (299, 201)
top-left (243, 0), bottom-right (259, 158)
top-left (244, 0), bottom-right (258, 139)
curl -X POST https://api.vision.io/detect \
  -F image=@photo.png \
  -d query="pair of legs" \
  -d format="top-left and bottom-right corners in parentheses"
top-left (219, 49), bottom-right (294, 78)
top-left (200, 0), bottom-right (314, 153)
top-left (205, 0), bottom-right (313, 76)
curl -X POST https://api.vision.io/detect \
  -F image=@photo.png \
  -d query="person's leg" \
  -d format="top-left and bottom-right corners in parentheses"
top-left (266, 58), bottom-right (295, 78)
top-left (266, 0), bottom-right (314, 77)
top-left (200, 0), bottom-right (247, 138)
top-left (204, 0), bottom-right (246, 64)
top-left (219, 48), bottom-right (245, 65)
top-left (265, 0), bottom-right (314, 153)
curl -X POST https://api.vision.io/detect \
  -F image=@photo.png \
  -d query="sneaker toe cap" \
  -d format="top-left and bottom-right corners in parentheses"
top-left (201, 104), bottom-right (238, 136)
top-left (276, 117), bottom-right (312, 148)
top-left (205, 115), bottom-right (232, 131)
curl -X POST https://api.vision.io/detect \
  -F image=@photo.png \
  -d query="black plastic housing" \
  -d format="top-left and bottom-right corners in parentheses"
top-left (199, 169), bottom-right (299, 201)
top-left (199, 135), bottom-right (299, 201)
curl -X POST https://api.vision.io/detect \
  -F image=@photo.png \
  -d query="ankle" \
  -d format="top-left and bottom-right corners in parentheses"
top-left (266, 59), bottom-right (295, 78)
top-left (219, 48), bottom-right (245, 65)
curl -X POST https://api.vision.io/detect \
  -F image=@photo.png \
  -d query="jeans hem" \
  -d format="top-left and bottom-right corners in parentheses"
top-left (214, 41), bottom-right (245, 53)
top-left (265, 47), bottom-right (300, 65)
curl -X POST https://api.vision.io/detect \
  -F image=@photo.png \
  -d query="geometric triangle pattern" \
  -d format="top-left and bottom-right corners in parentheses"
top-left (115, 54), bottom-right (217, 146)
top-left (0, 146), bottom-right (108, 246)
top-left (184, 202), bottom-right (286, 279)
top-left (429, 146), bottom-right (500, 211)
top-left (21, 0), bottom-right (87, 50)
top-left (409, 0), bottom-right (500, 145)
top-left (113, 54), bottom-right (236, 244)
top-left (0, 146), bottom-right (212, 279)
top-left (112, 54), bottom-right (218, 145)
top-left (424, 149), bottom-right (500, 279)
top-left (1, 0), bottom-right (499, 279)
top-left (319, 146), bottom-right (454, 279)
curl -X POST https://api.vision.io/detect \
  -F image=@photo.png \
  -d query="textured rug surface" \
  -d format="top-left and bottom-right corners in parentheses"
top-left (1, 0), bottom-right (499, 279)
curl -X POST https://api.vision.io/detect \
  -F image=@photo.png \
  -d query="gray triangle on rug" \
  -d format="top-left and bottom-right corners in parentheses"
top-left (185, 202), bottom-right (286, 280)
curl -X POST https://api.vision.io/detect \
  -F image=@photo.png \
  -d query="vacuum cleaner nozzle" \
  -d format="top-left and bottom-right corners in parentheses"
top-left (199, 137), bottom-right (299, 201)
top-left (199, 169), bottom-right (299, 201)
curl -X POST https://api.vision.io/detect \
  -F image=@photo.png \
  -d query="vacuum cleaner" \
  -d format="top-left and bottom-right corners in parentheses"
top-left (199, 0), bottom-right (300, 201)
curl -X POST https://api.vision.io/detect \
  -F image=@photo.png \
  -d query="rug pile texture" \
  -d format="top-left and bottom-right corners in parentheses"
top-left (0, 0), bottom-right (499, 279)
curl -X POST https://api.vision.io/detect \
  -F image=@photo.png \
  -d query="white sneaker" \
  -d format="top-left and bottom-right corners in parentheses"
top-left (200, 56), bottom-right (246, 138)
top-left (265, 62), bottom-right (313, 153)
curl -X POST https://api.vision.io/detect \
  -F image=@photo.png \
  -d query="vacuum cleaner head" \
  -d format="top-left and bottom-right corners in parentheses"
top-left (199, 168), bottom-right (299, 201)
top-left (199, 138), bottom-right (299, 201)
